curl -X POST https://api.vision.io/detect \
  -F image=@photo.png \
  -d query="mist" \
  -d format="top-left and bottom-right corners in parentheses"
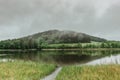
top-left (0, 0), bottom-right (120, 40)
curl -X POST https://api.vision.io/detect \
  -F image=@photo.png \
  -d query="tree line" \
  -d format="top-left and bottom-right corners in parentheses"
top-left (0, 38), bottom-right (47, 50)
top-left (0, 39), bottom-right (120, 49)
top-left (83, 42), bottom-right (120, 48)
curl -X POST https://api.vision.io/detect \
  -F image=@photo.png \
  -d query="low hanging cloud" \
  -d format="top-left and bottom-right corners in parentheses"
top-left (0, 0), bottom-right (120, 40)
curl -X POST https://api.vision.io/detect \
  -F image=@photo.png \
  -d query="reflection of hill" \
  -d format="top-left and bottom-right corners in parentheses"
top-left (1, 50), bottom-right (120, 66)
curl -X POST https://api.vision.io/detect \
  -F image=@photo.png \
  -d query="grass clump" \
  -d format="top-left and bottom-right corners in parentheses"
top-left (0, 60), bottom-right (56, 80)
top-left (56, 65), bottom-right (120, 80)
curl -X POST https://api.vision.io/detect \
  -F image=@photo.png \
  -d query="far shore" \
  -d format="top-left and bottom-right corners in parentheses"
top-left (0, 49), bottom-right (37, 52)
top-left (42, 48), bottom-right (120, 51)
top-left (1, 48), bottom-right (120, 51)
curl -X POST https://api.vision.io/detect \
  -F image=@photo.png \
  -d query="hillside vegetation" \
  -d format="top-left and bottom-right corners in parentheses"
top-left (23, 30), bottom-right (106, 43)
top-left (0, 30), bottom-right (107, 49)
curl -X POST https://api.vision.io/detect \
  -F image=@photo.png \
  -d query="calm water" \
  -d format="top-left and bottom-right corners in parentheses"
top-left (0, 50), bottom-right (120, 66)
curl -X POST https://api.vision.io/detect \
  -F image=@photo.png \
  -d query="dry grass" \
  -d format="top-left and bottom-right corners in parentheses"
top-left (0, 61), bottom-right (56, 80)
top-left (56, 65), bottom-right (120, 80)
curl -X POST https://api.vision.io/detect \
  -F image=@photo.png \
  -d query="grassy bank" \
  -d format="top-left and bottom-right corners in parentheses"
top-left (44, 41), bottom-right (120, 49)
top-left (0, 61), bottom-right (56, 80)
top-left (56, 65), bottom-right (120, 80)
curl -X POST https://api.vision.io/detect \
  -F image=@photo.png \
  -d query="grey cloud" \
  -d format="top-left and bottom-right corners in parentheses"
top-left (0, 0), bottom-right (120, 40)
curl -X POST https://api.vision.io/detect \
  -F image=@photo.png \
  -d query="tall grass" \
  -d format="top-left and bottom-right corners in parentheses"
top-left (56, 65), bottom-right (120, 80)
top-left (0, 60), bottom-right (56, 80)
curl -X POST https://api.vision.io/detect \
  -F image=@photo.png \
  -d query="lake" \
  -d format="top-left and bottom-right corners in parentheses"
top-left (0, 50), bottom-right (120, 66)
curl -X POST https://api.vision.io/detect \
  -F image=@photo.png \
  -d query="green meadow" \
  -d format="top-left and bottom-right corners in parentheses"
top-left (45, 41), bottom-right (120, 49)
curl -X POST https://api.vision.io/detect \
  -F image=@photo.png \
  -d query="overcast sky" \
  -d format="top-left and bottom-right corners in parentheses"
top-left (0, 0), bottom-right (120, 40)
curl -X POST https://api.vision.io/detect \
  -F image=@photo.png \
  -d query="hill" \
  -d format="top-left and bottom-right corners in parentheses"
top-left (0, 30), bottom-right (107, 49)
top-left (22, 30), bottom-right (106, 43)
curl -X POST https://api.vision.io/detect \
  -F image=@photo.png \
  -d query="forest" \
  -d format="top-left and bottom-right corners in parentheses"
top-left (0, 38), bottom-right (120, 49)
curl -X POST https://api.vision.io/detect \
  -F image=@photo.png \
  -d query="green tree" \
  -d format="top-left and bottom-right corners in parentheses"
top-left (77, 43), bottom-right (82, 48)
top-left (37, 38), bottom-right (48, 50)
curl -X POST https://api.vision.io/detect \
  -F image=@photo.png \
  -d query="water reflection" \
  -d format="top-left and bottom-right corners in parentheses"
top-left (0, 50), bottom-right (120, 65)
top-left (86, 54), bottom-right (120, 65)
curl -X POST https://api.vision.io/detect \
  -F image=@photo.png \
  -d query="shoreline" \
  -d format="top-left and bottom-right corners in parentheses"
top-left (0, 49), bottom-right (37, 52)
top-left (0, 48), bottom-right (120, 51)
top-left (42, 48), bottom-right (120, 51)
